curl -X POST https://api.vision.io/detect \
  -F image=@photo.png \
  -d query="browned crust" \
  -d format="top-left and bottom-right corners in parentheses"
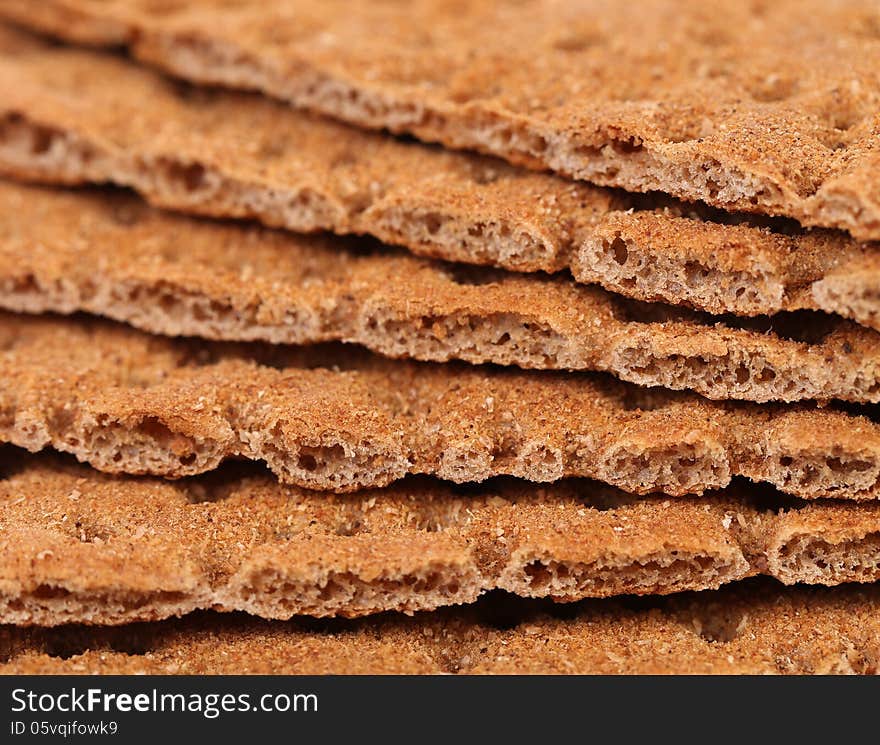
top-left (4, 450), bottom-right (880, 626)
top-left (0, 24), bottom-right (878, 327)
top-left (1, 1), bottom-right (878, 238)
top-left (1, 182), bottom-right (878, 404)
top-left (2, 313), bottom-right (880, 501)
top-left (3, 581), bottom-right (880, 673)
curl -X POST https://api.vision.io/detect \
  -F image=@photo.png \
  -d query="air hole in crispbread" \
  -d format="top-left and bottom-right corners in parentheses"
top-left (137, 416), bottom-right (188, 447)
top-left (522, 560), bottom-right (552, 587)
top-left (826, 456), bottom-right (873, 473)
top-left (3, 272), bottom-right (39, 300)
top-left (24, 123), bottom-right (56, 156)
top-left (69, 517), bottom-right (114, 544)
top-left (29, 127), bottom-right (54, 155)
top-left (159, 160), bottom-right (208, 193)
top-left (30, 585), bottom-right (73, 602)
top-left (296, 444), bottom-right (347, 474)
top-left (607, 236), bottom-right (629, 265)
top-left (422, 212), bottom-right (443, 235)
top-left (0, 113), bottom-right (62, 157)
top-left (692, 609), bottom-right (748, 643)
top-left (609, 136), bottom-right (644, 155)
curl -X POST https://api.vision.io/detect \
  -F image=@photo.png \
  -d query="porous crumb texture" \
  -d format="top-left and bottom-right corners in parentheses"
top-left (0, 451), bottom-right (880, 626)
top-left (5, 450), bottom-right (880, 625)
top-left (3, 581), bottom-right (880, 673)
top-left (3, 313), bottom-right (880, 501)
top-left (0, 26), bottom-right (878, 325)
top-left (2, 183), bottom-right (880, 404)
top-left (2, 0), bottom-right (879, 237)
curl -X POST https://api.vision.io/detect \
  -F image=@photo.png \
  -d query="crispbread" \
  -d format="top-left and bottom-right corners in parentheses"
top-left (8, 450), bottom-right (880, 625)
top-left (2, 182), bottom-right (880, 404)
top-left (0, 27), bottom-right (878, 326)
top-left (3, 581), bottom-right (879, 674)
top-left (3, 313), bottom-right (880, 500)
top-left (2, 1), bottom-right (878, 237)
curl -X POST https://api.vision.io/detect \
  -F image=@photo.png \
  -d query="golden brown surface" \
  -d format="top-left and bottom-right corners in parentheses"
top-left (3, 581), bottom-right (879, 673)
top-left (6, 450), bottom-right (880, 625)
top-left (3, 313), bottom-right (880, 501)
top-left (0, 26), bottom-right (878, 325)
top-left (2, 182), bottom-right (879, 404)
top-left (2, 1), bottom-right (879, 237)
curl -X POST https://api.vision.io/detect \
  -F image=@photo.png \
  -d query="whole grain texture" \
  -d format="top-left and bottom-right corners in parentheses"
top-left (3, 581), bottom-right (879, 673)
top-left (2, 0), bottom-right (879, 236)
top-left (1, 183), bottom-right (879, 403)
top-left (0, 26), bottom-right (878, 324)
top-left (2, 314), bottom-right (880, 500)
top-left (6, 451), bottom-right (880, 624)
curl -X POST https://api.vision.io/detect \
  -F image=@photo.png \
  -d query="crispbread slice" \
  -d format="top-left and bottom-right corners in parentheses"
top-left (3, 581), bottom-right (879, 673)
top-left (2, 182), bottom-right (880, 404)
top-left (3, 313), bottom-right (880, 500)
top-left (0, 27), bottom-right (878, 327)
top-left (2, 1), bottom-right (878, 237)
top-left (3, 451), bottom-right (880, 625)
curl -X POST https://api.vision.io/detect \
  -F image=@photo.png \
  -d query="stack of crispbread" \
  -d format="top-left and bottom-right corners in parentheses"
top-left (0, 1), bottom-right (879, 675)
